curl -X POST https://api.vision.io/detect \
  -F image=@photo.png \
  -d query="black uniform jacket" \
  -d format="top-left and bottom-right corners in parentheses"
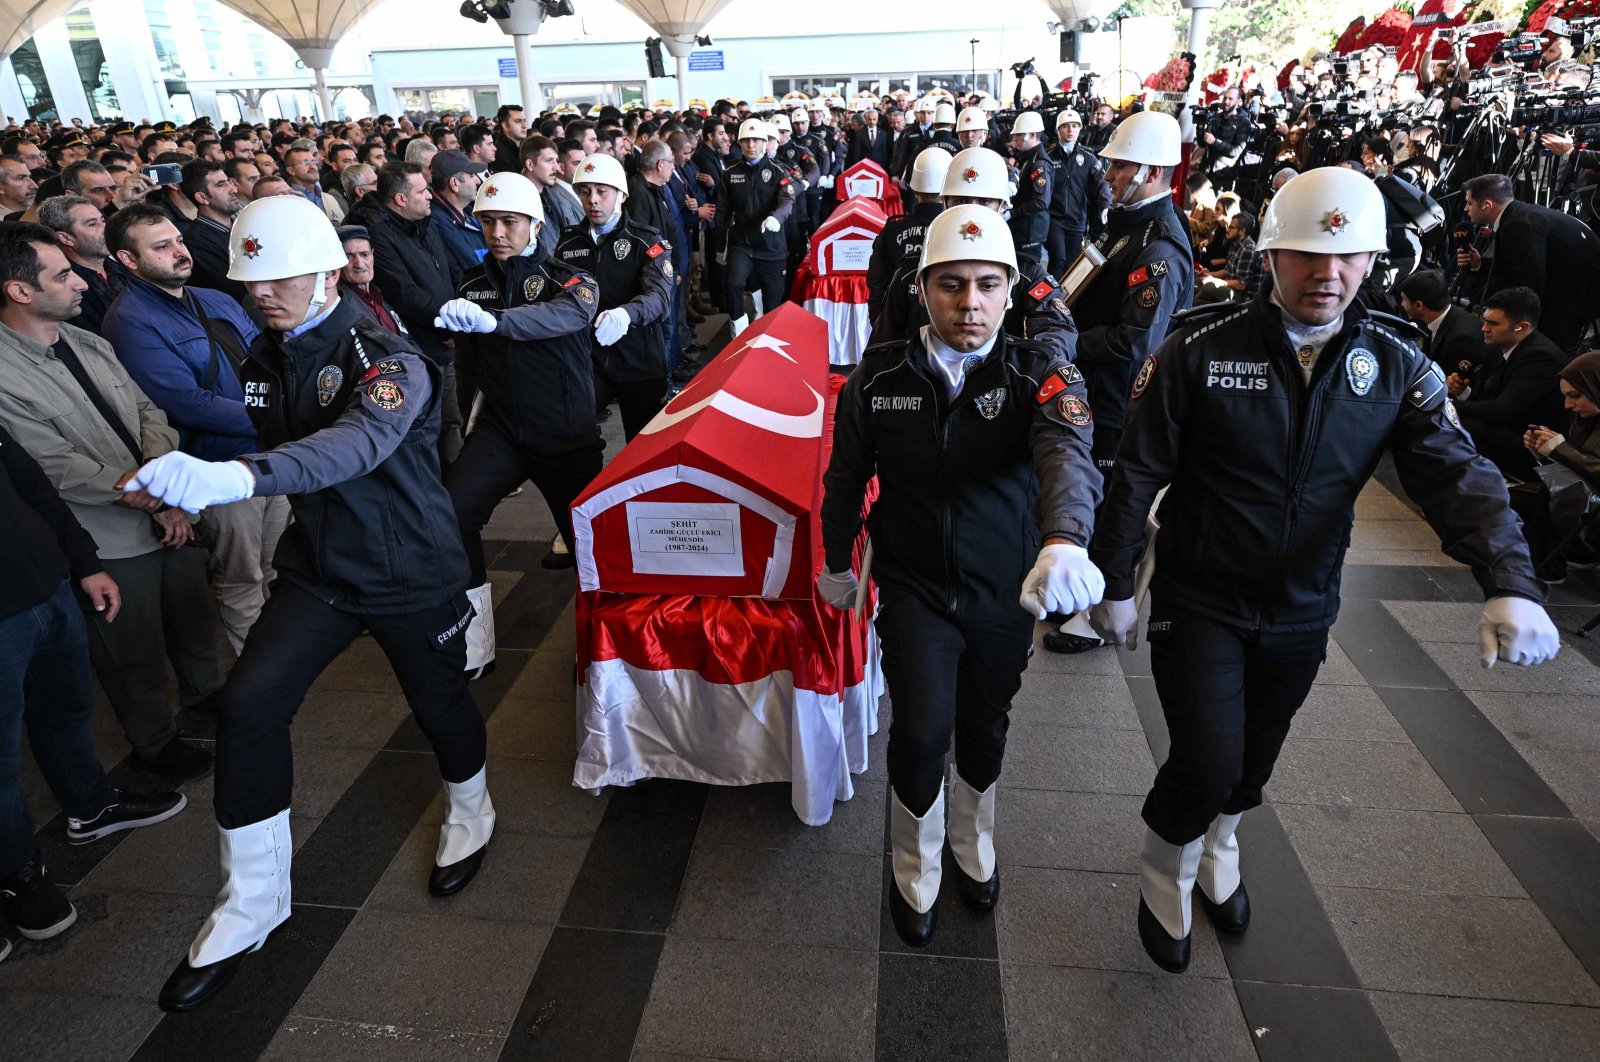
top-left (239, 296), bottom-right (468, 613)
top-left (1425, 303), bottom-right (1490, 378)
top-left (865, 199), bottom-right (942, 325)
top-left (455, 248), bottom-right (602, 455)
top-left (821, 321), bottom-right (1102, 617)
top-left (713, 155), bottom-right (797, 260)
top-left (1090, 294), bottom-right (1544, 634)
top-left (554, 218), bottom-right (674, 383)
top-left (1008, 143), bottom-right (1053, 250)
top-left (1073, 192), bottom-right (1194, 438)
top-left (1047, 140), bottom-right (1112, 234)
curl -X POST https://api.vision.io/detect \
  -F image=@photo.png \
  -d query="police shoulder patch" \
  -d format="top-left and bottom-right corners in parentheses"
top-left (366, 379), bottom-right (405, 411)
top-left (1132, 356), bottom-right (1157, 398)
top-left (1057, 363), bottom-right (1083, 386)
top-left (1058, 394), bottom-right (1092, 426)
top-left (646, 243), bottom-right (665, 258)
top-left (374, 358), bottom-right (405, 377)
top-left (1137, 285), bottom-right (1160, 309)
top-left (1036, 372), bottom-right (1069, 405)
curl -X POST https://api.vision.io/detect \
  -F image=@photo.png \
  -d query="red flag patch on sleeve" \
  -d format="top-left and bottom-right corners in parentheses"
top-left (562, 275), bottom-right (583, 288)
top-left (1127, 266), bottom-right (1150, 287)
top-left (646, 243), bottom-right (665, 258)
top-left (1036, 373), bottom-right (1068, 405)
top-left (1028, 280), bottom-right (1054, 301)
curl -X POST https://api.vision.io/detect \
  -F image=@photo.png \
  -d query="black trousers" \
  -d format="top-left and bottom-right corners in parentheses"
top-left (877, 590), bottom-right (1034, 816)
top-left (1046, 228), bottom-right (1087, 277)
top-left (447, 419), bottom-right (604, 584)
top-left (213, 579), bottom-right (486, 828)
top-left (725, 246), bottom-right (786, 320)
top-left (593, 371), bottom-right (666, 441)
top-left (1143, 601), bottom-right (1327, 844)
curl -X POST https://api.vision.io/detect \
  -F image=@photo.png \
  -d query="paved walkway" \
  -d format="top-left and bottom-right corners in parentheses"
top-left (5, 426), bottom-right (1600, 1060)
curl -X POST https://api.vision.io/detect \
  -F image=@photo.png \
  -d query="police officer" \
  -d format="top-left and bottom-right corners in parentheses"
top-left (890, 97), bottom-right (939, 186)
top-left (556, 153), bottom-right (675, 440)
top-left (866, 147), bottom-right (948, 327)
top-left (1046, 108), bottom-right (1112, 274)
top-left (792, 106), bottom-right (837, 230)
top-left (927, 103), bottom-right (963, 156)
top-left (714, 119), bottom-right (797, 335)
top-left (955, 107), bottom-right (991, 150)
top-left (770, 113), bottom-right (820, 274)
top-left (1084, 167), bottom-right (1560, 974)
top-left (820, 205), bottom-right (1104, 947)
top-left (437, 166), bottom-right (601, 605)
top-left (1043, 110), bottom-right (1193, 654)
top-left (128, 195), bottom-right (495, 1012)
top-left (1007, 111), bottom-right (1053, 279)
top-left (1201, 87), bottom-right (1254, 192)
top-left (873, 147), bottom-right (1068, 344)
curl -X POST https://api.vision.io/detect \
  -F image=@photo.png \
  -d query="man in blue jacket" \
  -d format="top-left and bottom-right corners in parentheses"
top-left (101, 204), bottom-right (289, 653)
top-left (428, 149), bottom-right (487, 273)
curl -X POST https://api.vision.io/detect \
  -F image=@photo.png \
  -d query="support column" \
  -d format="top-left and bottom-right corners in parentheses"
top-left (513, 33), bottom-right (543, 112)
top-left (661, 36), bottom-right (695, 111)
top-left (1179, 0), bottom-right (1221, 104)
top-left (297, 46), bottom-right (336, 121)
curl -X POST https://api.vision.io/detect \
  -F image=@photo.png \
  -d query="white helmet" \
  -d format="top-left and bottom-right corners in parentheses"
top-left (809, 98), bottom-right (829, 113)
top-left (475, 170), bottom-right (546, 223)
top-left (791, 108), bottom-right (808, 124)
top-left (1011, 111), bottom-right (1045, 136)
top-left (737, 118), bottom-right (768, 141)
top-left (769, 113), bottom-right (791, 132)
top-left (933, 102), bottom-right (957, 126)
top-left (228, 194), bottom-right (347, 282)
top-left (910, 147), bottom-right (954, 195)
top-left (1055, 108), bottom-right (1082, 128)
top-left (571, 153), bottom-right (629, 196)
top-left (942, 147), bottom-right (1011, 205)
top-left (1098, 110), bottom-right (1181, 167)
top-left (955, 107), bottom-right (988, 133)
top-left (978, 97), bottom-right (999, 114)
top-left (918, 204), bottom-right (1017, 280)
top-left (1258, 166), bottom-right (1388, 254)
top-left (915, 96), bottom-right (937, 113)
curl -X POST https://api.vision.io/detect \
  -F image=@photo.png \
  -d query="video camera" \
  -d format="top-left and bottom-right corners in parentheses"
top-left (1494, 33), bottom-right (1545, 67)
top-left (1012, 57), bottom-right (1038, 80)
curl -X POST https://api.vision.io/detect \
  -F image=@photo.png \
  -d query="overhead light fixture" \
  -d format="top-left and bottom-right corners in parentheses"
top-left (696, 34), bottom-right (713, 46)
top-left (460, 0), bottom-right (488, 22)
top-left (484, 0), bottom-right (511, 17)
top-left (1081, 16), bottom-right (1100, 32)
top-left (543, 0), bottom-right (575, 16)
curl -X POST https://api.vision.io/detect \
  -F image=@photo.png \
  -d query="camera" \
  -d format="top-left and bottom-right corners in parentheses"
top-left (1011, 57), bottom-right (1038, 80)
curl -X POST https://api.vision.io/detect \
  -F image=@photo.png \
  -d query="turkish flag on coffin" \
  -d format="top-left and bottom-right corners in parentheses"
top-left (571, 302), bottom-right (833, 600)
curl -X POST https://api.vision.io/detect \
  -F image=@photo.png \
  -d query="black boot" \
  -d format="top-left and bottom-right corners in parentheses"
top-left (888, 881), bottom-right (938, 947)
top-left (951, 859), bottom-right (1001, 911)
top-left (429, 848), bottom-right (486, 897)
top-left (158, 939), bottom-right (262, 1012)
top-left (1199, 882), bottom-right (1250, 933)
top-left (1138, 895), bottom-right (1191, 973)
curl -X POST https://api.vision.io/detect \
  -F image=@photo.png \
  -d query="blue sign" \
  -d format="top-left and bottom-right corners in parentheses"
top-left (498, 58), bottom-right (518, 78)
top-left (687, 50), bottom-right (724, 72)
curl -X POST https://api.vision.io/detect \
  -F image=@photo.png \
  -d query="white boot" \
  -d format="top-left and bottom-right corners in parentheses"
top-left (188, 810), bottom-right (292, 967)
top-left (750, 290), bottom-right (765, 317)
top-left (948, 772), bottom-right (1000, 908)
top-left (1138, 828), bottom-right (1203, 973)
top-left (729, 313), bottom-right (749, 337)
top-left (1197, 813), bottom-right (1249, 932)
top-left (888, 788), bottom-right (944, 945)
top-left (430, 765), bottom-right (494, 896)
top-left (463, 583), bottom-right (496, 678)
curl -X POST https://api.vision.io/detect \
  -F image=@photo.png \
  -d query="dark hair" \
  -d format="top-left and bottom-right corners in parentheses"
top-left (596, 128), bottom-right (621, 148)
top-left (430, 126), bottom-right (455, 147)
top-left (537, 118), bottom-right (563, 138)
top-left (459, 125), bottom-right (491, 154)
top-left (495, 104), bottom-right (523, 125)
top-left (140, 132), bottom-right (172, 161)
top-left (180, 159), bottom-right (225, 204)
top-left (1362, 137), bottom-right (1394, 164)
top-left (222, 156), bottom-right (257, 182)
top-left (700, 118), bottom-right (725, 143)
top-left (375, 161), bottom-right (424, 206)
top-left (519, 134), bottom-right (556, 167)
top-left (1396, 269), bottom-right (1448, 312)
top-left (0, 221), bottom-right (58, 303)
top-left (1464, 173), bottom-right (1513, 204)
top-left (221, 132), bottom-right (251, 155)
top-left (105, 203), bottom-right (172, 257)
top-left (60, 159), bottom-right (109, 194)
top-left (359, 142), bottom-right (387, 165)
top-left (98, 149), bottom-right (135, 173)
top-left (1230, 212), bottom-right (1257, 239)
top-left (638, 120), bottom-right (660, 139)
top-left (0, 136), bottom-right (31, 157)
top-left (1484, 285), bottom-right (1540, 328)
top-left (328, 142), bottom-right (356, 163)
top-left (556, 137), bottom-right (583, 157)
top-left (565, 119), bottom-right (593, 139)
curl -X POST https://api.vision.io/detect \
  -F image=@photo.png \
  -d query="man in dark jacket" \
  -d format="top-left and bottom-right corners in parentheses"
top-left (1449, 287), bottom-right (1568, 480)
top-left (1046, 108), bottom-right (1112, 273)
top-left (1088, 168), bottom-right (1558, 976)
top-left (428, 149), bottom-right (487, 273)
top-left (130, 195), bottom-right (494, 1013)
top-left (490, 104), bottom-right (525, 175)
top-left (626, 141), bottom-right (691, 378)
top-left (1397, 268), bottom-right (1489, 377)
top-left (0, 421), bottom-right (185, 951)
top-left (178, 159), bottom-right (247, 301)
top-left (38, 194), bottom-right (124, 334)
top-left (1201, 88), bottom-right (1253, 191)
top-left (349, 161), bottom-right (464, 460)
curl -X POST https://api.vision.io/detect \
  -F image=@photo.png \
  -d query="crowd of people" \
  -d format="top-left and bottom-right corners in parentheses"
top-left (0, 18), bottom-right (1595, 999)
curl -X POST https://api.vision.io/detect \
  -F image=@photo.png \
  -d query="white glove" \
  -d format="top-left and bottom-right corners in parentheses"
top-left (1479, 595), bottom-right (1561, 669)
top-left (594, 307), bottom-right (630, 347)
top-left (1089, 598), bottom-right (1140, 649)
top-left (817, 567), bottom-right (859, 610)
top-left (761, 216), bottom-right (781, 233)
top-left (1018, 542), bottom-right (1105, 620)
top-left (716, 250), bottom-right (728, 266)
top-left (124, 452), bottom-right (254, 514)
top-left (820, 174), bottom-right (835, 189)
top-left (433, 298), bottom-right (497, 334)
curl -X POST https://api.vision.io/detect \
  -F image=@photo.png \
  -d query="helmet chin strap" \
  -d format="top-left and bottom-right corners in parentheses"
top-left (1114, 164), bottom-right (1151, 207)
top-left (299, 270), bottom-right (329, 326)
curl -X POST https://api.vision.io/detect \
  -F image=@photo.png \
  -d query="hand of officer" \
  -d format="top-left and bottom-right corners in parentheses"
top-left (1019, 543), bottom-right (1105, 620)
top-left (819, 175), bottom-right (834, 189)
top-left (1089, 598), bottom-right (1140, 649)
top-left (124, 452), bottom-right (255, 514)
top-left (761, 216), bottom-right (781, 233)
top-left (817, 567), bottom-right (860, 610)
top-left (434, 298), bottom-right (497, 334)
top-left (716, 250), bottom-right (728, 266)
top-left (1479, 596), bottom-right (1560, 669)
top-left (594, 308), bottom-right (630, 347)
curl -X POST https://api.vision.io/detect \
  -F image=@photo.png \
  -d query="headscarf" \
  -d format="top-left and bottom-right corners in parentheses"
top-left (1559, 350), bottom-right (1600, 407)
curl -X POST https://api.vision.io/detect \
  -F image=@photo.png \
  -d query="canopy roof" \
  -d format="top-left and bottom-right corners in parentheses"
top-left (215, 0), bottom-right (384, 50)
top-left (2, 0), bottom-right (79, 62)
top-left (610, 0), bottom-right (736, 40)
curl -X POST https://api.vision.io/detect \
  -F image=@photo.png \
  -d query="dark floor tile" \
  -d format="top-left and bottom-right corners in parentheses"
top-left (559, 779), bottom-right (706, 933)
top-left (388, 649), bottom-right (533, 752)
top-left (293, 750), bottom-right (446, 908)
top-left (878, 856), bottom-right (996, 960)
top-left (1476, 814), bottom-right (1600, 984)
top-left (1215, 806), bottom-right (1362, 989)
top-left (32, 753), bottom-right (174, 888)
top-left (0, 988), bottom-right (159, 1062)
top-left (1340, 564), bottom-right (1453, 602)
top-left (1368, 991), bottom-right (1600, 1062)
top-left (130, 903), bottom-right (354, 1062)
top-left (672, 844), bottom-right (881, 951)
top-left (1378, 685), bottom-right (1572, 818)
top-left (499, 927), bottom-right (662, 1062)
top-left (875, 953), bottom-right (1005, 1062)
top-left (263, 1017), bottom-right (503, 1061)
top-left (1331, 600), bottom-right (1453, 690)
top-left (1232, 981), bottom-right (1399, 1062)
